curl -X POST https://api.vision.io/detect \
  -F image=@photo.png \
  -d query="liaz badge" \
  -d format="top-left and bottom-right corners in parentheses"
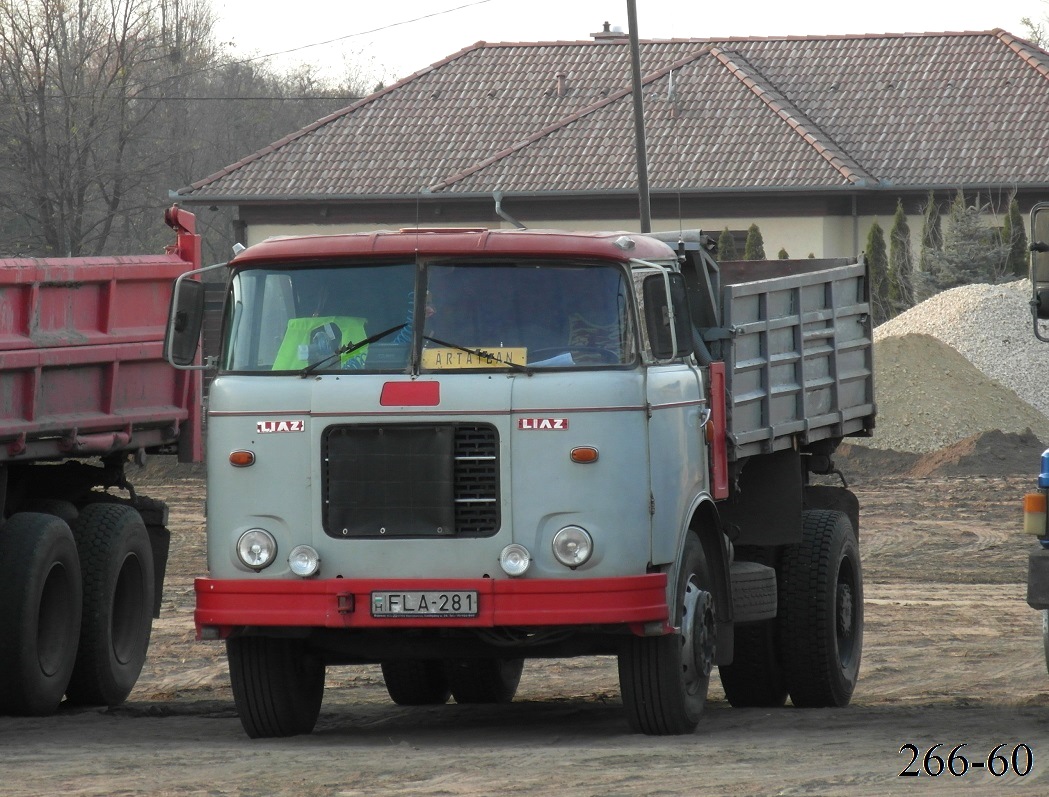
top-left (518, 418), bottom-right (569, 430)
top-left (257, 420), bottom-right (305, 433)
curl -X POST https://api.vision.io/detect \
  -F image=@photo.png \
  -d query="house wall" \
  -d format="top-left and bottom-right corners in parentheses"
top-left (237, 192), bottom-right (1038, 264)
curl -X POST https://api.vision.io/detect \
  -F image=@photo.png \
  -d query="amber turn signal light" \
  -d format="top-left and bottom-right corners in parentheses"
top-left (570, 446), bottom-right (599, 463)
top-left (229, 450), bottom-right (256, 467)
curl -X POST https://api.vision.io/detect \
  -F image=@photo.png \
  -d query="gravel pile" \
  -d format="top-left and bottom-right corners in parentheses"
top-left (859, 279), bottom-right (1049, 453)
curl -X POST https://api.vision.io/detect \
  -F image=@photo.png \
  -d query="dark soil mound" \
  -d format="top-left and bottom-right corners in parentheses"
top-left (835, 441), bottom-right (919, 478)
top-left (907, 428), bottom-right (1047, 478)
top-left (836, 428), bottom-right (1047, 479)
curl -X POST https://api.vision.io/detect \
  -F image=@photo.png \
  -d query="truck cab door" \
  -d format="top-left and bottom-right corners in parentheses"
top-left (637, 269), bottom-right (709, 566)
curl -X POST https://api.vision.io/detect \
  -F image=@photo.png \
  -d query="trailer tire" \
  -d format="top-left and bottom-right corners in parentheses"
top-left (0, 513), bottom-right (82, 715)
top-left (227, 636), bottom-right (325, 738)
top-left (444, 658), bottom-right (524, 704)
top-left (24, 499), bottom-right (79, 525)
top-left (618, 533), bottom-right (716, 735)
top-left (718, 618), bottom-right (788, 707)
top-left (779, 509), bottom-right (862, 708)
top-left (381, 660), bottom-right (451, 705)
top-left (66, 503), bottom-right (154, 707)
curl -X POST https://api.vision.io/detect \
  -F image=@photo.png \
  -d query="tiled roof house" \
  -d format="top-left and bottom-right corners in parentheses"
top-left (176, 28), bottom-right (1049, 258)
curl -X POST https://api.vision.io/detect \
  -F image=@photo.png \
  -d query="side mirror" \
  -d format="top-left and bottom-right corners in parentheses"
top-left (1032, 203), bottom-right (1049, 322)
top-left (164, 275), bottom-right (205, 367)
top-left (643, 272), bottom-right (693, 360)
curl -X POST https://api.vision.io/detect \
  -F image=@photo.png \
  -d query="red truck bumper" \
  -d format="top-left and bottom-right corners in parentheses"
top-left (194, 574), bottom-right (670, 639)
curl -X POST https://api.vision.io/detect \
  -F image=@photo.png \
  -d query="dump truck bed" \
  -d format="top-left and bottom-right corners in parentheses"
top-left (0, 245), bottom-right (201, 463)
top-left (717, 258), bottom-right (875, 461)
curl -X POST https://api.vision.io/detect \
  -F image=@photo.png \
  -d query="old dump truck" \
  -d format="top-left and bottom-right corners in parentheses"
top-left (1024, 201), bottom-right (1049, 673)
top-left (0, 207), bottom-right (202, 715)
top-left (166, 226), bottom-right (875, 737)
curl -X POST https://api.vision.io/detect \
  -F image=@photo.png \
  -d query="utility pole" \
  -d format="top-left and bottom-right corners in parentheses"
top-left (627, 0), bottom-right (652, 233)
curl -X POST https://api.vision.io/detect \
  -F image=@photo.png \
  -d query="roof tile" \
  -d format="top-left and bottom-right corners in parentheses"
top-left (179, 31), bottom-right (1049, 200)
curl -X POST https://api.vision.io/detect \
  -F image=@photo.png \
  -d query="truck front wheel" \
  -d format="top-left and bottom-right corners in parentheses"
top-left (618, 533), bottom-right (716, 735)
top-left (66, 503), bottom-right (154, 706)
top-left (0, 513), bottom-right (82, 715)
top-left (227, 636), bottom-right (325, 737)
top-left (779, 509), bottom-right (863, 707)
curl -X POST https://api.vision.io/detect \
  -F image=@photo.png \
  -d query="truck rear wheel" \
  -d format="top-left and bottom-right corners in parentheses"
top-left (227, 636), bottom-right (325, 737)
top-left (66, 503), bottom-right (155, 706)
top-left (779, 509), bottom-right (862, 707)
top-left (618, 533), bottom-right (716, 735)
top-left (381, 659), bottom-right (451, 705)
top-left (718, 618), bottom-right (788, 707)
top-left (444, 658), bottom-right (524, 704)
top-left (0, 513), bottom-right (82, 715)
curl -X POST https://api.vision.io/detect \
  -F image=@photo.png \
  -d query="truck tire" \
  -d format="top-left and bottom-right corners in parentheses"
top-left (444, 658), bottom-right (524, 704)
top-left (718, 618), bottom-right (788, 707)
top-left (66, 503), bottom-right (155, 706)
top-left (381, 659), bottom-right (451, 705)
top-left (82, 494), bottom-right (170, 619)
top-left (729, 560), bottom-right (778, 623)
top-left (778, 509), bottom-right (862, 707)
top-left (618, 533), bottom-right (716, 735)
top-left (24, 499), bottom-right (79, 525)
top-left (0, 513), bottom-right (82, 715)
top-left (227, 636), bottom-right (325, 738)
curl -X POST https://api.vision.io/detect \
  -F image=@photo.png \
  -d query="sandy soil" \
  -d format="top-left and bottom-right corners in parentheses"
top-left (2, 459), bottom-right (1048, 796)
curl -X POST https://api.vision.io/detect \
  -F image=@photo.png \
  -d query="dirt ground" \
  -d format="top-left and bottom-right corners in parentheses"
top-left (3, 440), bottom-right (1049, 797)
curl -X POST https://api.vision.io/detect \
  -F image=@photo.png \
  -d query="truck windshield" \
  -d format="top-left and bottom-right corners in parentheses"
top-left (220, 261), bottom-right (635, 373)
top-left (222, 263), bottom-right (415, 372)
top-left (420, 263), bottom-right (635, 370)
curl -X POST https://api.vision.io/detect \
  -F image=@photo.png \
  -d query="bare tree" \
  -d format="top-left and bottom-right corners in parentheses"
top-left (1022, 15), bottom-right (1048, 47)
top-left (0, 0), bottom-right (377, 258)
top-left (0, 0), bottom-right (218, 255)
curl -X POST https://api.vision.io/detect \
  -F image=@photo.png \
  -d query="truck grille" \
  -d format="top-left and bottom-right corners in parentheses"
top-left (323, 423), bottom-right (499, 538)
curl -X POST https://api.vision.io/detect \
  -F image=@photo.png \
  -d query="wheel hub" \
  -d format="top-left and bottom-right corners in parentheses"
top-left (680, 579), bottom-right (716, 684)
top-left (837, 582), bottom-right (854, 636)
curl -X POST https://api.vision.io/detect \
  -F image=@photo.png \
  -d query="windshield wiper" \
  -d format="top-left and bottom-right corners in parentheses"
top-left (421, 335), bottom-right (532, 373)
top-left (299, 323), bottom-right (407, 377)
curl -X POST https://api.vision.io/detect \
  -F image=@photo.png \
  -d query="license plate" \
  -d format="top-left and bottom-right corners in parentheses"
top-left (371, 590), bottom-right (478, 618)
top-left (421, 347), bottom-right (526, 369)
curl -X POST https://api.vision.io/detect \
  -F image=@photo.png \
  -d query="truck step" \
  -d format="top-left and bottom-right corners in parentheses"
top-left (730, 561), bottom-right (777, 623)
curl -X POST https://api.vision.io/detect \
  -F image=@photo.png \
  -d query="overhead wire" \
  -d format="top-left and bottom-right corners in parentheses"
top-left (11, 0), bottom-right (495, 102)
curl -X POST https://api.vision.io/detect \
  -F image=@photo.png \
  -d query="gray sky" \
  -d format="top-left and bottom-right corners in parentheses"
top-left (214, 0), bottom-right (1046, 84)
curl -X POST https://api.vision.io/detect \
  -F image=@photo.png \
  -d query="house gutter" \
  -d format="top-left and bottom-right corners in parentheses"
top-left (172, 183), bottom-right (1049, 205)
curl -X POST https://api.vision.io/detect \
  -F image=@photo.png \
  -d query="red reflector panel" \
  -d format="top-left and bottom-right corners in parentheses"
top-left (380, 381), bottom-right (440, 406)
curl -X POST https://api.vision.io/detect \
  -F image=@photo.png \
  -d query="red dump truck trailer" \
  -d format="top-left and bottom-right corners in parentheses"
top-left (0, 207), bottom-right (202, 715)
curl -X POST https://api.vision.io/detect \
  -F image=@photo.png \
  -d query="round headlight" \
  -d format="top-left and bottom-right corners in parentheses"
top-left (288, 544), bottom-right (320, 577)
top-left (552, 525), bottom-right (593, 568)
top-left (499, 543), bottom-right (531, 577)
top-left (237, 528), bottom-right (277, 570)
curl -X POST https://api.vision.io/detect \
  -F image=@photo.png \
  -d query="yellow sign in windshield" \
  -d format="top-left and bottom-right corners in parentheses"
top-left (422, 347), bottom-right (526, 369)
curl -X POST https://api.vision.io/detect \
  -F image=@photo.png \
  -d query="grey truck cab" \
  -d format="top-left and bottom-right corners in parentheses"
top-left (167, 226), bottom-right (874, 738)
